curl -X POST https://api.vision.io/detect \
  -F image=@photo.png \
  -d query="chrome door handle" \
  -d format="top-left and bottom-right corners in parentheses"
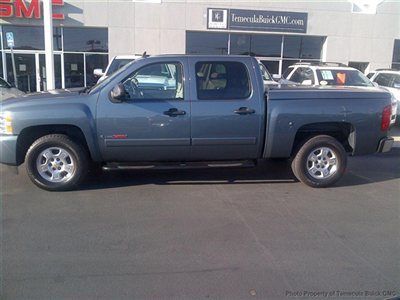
top-left (234, 107), bottom-right (255, 115)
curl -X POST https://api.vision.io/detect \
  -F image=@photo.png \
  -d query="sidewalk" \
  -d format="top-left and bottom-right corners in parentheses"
top-left (390, 125), bottom-right (400, 148)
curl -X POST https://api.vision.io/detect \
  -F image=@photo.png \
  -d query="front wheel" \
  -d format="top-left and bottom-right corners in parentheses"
top-left (25, 134), bottom-right (89, 191)
top-left (291, 135), bottom-right (347, 188)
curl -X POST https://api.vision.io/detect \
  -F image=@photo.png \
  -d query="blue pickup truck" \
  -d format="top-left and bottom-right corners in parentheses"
top-left (0, 55), bottom-right (394, 191)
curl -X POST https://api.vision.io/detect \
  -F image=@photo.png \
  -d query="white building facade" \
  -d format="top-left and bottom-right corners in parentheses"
top-left (0, 0), bottom-right (399, 92)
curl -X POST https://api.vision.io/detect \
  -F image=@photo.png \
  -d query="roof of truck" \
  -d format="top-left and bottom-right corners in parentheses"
top-left (143, 54), bottom-right (257, 59)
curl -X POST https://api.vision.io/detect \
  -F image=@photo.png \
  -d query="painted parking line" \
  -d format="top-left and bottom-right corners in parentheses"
top-left (393, 136), bottom-right (400, 148)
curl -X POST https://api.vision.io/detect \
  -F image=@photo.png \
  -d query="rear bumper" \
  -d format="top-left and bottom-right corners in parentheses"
top-left (377, 137), bottom-right (394, 153)
top-left (0, 135), bottom-right (18, 165)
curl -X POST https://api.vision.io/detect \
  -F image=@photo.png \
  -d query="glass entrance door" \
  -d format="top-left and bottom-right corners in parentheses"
top-left (6, 53), bottom-right (36, 93)
top-left (5, 53), bottom-right (62, 93)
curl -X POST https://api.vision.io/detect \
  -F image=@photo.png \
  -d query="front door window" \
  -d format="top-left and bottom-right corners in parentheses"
top-left (122, 62), bottom-right (184, 100)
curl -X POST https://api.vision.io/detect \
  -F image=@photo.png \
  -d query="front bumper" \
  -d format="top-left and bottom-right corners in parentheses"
top-left (377, 137), bottom-right (394, 153)
top-left (0, 135), bottom-right (18, 165)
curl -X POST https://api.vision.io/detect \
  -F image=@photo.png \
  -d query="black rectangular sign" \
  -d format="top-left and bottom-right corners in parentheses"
top-left (208, 8), bottom-right (308, 33)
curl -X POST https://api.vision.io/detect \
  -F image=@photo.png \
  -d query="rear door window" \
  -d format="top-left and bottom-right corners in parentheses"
top-left (391, 74), bottom-right (400, 87)
top-left (316, 69), bottom-right (372, 86)
top-left (374, 73), bottom-right (392, 87)
top-left (195, 61), bottom-right (251, 100)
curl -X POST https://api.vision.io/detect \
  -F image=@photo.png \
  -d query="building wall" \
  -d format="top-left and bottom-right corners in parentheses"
top-left (1, 0), bottom-right (399, 71)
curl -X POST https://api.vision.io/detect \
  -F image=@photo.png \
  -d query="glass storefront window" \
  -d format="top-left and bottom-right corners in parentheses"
top-left (85, 54), bottom-right (108, 86)
top-left (260, 60), bottom-right (280, 75)
top-left (53, 27), bottom-right (63, 51)
top-left (283, 36), bottom-right (324, 59)
top-left (1, 25), bottom-right (109, 91)
top-left (300, 36), bottom-right (325, 59)
top-left (348, 61), bottom-right (369, 73)
top-left (64, 53), bottom-right (85, 88)
top-left (250, 34), bottom-right (282, 57)
top-left (392, 39), bottom-right (400, 64)
top-left (0, 52), bottom-right (3, 78)
top-left (186, 31), bottom-right (228, 55)
top-left (63, 28), bottom-right (108, 52)
top-left (2, 25), bottom-right (62, 51)
top-left (230, 34), bottom-right (251, 55)
top-left (2, 25), bottom-right (44, 50)
top-left (282, 59), bottom-right (301, 74)
top-left (283, 36), bottom-right (301, 59)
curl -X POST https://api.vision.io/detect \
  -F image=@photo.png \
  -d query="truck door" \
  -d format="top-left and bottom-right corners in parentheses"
top-left (96, 58), bottom-right (191, 162)
top-left (189, 57), bottom-right (263, 160)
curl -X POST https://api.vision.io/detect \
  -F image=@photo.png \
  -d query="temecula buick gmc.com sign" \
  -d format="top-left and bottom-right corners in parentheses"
top-left (207, 8), bottom-right (308, 33)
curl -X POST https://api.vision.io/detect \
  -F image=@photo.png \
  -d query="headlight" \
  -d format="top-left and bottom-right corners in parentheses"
top-left (0, 112), bottom-right (13, 135)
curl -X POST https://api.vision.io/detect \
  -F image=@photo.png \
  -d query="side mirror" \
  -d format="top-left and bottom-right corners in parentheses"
top-left (301, 79), bottom-right (313, 85)
top-left (272, 74), bottom-right (281, 80)
top-left (93, 68), bottom-right (104, 77)
top-left (393, 83), bottom-right (400, 89)
top-left (372, 82), bottom-right (379, 87)
top-left (110, 83), bottom-right (127, 103)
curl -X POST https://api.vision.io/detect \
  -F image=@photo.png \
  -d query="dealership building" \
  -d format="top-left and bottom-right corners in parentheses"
top-left (0, 0), bottom-right (399, 93)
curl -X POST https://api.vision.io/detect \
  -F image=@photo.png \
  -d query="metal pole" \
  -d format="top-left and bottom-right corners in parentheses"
top-left (10, 46), bottom-right (18, 89)
top-left (43, 0), bottom-right (55, 90)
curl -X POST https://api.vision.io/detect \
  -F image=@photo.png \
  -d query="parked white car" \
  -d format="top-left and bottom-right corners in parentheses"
top-left (0, 77), bottom-right (24, 100)
top-left (369, 69), bottom-right (400, 122)
top-left (282, 62), bottom-right (374, 87)
top-left (94, 55), bottom-right (142, 84)
top-left (282, 62), bottom-right (396, 124)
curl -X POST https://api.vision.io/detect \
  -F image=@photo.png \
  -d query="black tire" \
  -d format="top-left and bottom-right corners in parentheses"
top-left (25, 134), bottom-right (89, 191)
top-left (291, 135), bottom-right (347, 188)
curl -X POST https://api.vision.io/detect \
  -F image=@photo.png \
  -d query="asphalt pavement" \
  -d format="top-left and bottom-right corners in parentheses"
top-left (0, 142), bottom-right (399, 299)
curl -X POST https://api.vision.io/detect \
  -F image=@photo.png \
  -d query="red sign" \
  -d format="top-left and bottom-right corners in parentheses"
top-left (0, 0), bottom-right (64, 20)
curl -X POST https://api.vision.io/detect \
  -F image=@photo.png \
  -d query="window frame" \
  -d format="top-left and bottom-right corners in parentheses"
top-left (194, 61), bottom-right (252, 101)
top-left (120, 61), bottom-right (185, 102)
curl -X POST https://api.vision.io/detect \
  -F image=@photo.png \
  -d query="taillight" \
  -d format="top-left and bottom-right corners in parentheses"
top-left (381, 105), bottom-right (392, 131)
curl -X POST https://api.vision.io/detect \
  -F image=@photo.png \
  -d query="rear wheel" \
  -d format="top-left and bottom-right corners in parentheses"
top-left (25, 134), bottom-right (88, 191)
top-left (291, 135), bottom-right (347, 188)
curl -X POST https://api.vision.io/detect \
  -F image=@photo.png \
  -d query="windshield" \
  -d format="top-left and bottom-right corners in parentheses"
top-left (89, 59), bottom-right (139, 94)
top-left (259, 63), bottom-right (272, 81)
top-left (0, 78), bottom-right (11, 88)
top-left (106, 58), bottom-right (136, 76)
top-left (316, 69), bottom-right (373, 87)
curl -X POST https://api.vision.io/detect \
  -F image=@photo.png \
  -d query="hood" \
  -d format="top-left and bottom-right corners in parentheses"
top-left (1, 88), bottom-right (87, 106)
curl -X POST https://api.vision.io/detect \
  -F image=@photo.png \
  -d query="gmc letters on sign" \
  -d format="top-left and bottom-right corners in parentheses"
top-left (0, 0), bottom-right (64, 19)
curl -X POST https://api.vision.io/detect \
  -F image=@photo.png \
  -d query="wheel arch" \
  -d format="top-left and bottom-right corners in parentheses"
top-left (291, 122), bottom-right (355, 156)
top-left (16, 124), bottom-right (99, 165)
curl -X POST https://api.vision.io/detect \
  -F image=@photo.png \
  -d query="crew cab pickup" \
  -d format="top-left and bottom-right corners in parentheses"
top-left (0, 55), bottom-right (394, 191)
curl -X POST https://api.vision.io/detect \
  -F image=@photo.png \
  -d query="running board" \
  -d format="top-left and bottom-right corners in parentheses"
top-left (102, 160), bottom-right (256, 171)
